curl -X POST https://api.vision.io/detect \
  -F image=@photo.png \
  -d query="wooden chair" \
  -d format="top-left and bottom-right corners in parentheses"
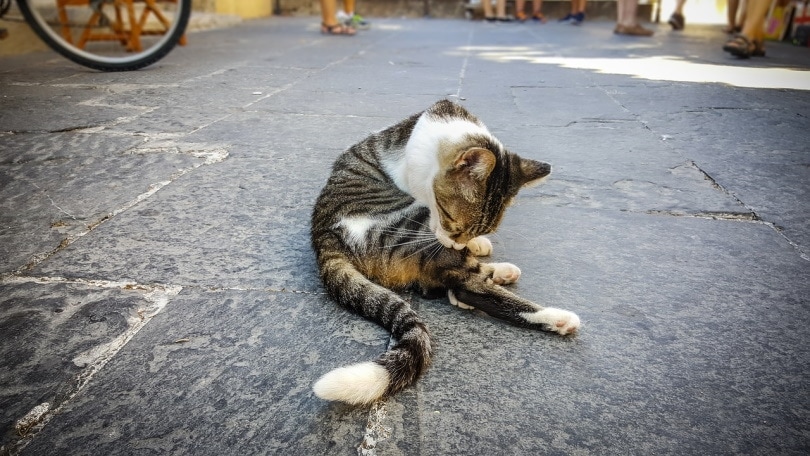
top-left (56, 0), bottom-right (186, 52)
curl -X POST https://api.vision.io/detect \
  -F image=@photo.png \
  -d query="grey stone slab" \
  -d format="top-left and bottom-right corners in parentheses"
top-left (488, 121), bottom-right (748, 216)
top-left (376, 205), bottom-right (810, 455)
top-left (0, 133), bottom-right (203, 273)
top-left (250, 89), bottom-right (450, 117)
top-left (19, 289), bottom-right (385, 456)
top-left (631, 107), bottom-right (810, 254)
top-left (183, 109), bottom-right (401, 153)
top-left (0, 280), bottom-right (156, 453)
top-left (0, 83), bottom-right (132, 133)
top-left (32, 155), bottom-right (321, 290)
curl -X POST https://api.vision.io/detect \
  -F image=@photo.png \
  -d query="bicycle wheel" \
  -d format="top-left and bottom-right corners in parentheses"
top-left (16, 0), bottom-right (191, 71)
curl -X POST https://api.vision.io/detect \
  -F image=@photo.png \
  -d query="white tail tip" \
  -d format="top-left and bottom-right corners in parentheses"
top-left (313, 362), bottom-right (390, 405)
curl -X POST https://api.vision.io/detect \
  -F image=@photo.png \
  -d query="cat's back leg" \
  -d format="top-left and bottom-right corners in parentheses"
top-left (440, 262), bottom-right (579, 335)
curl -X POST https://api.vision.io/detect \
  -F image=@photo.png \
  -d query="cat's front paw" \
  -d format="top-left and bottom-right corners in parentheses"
top-left (520, 308), bottom-right (580, 335)
top-left (467, 236), bottom-right (492, 256)
top-left (447, 290), bottom-right (475, 310)
top-left (485, 262), bottom-right (521, 285)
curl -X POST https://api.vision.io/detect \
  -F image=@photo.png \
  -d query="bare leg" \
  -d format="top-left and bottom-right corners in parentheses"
top-left (668, 0), bottom-right (687, 29)
top-left (722, 0), bottom-right (769, 56)
top-left (741, 0), bottom-right (769, 43)
top-left (343, 0), bottom-right (355, 15)
top-left (726, 0), bottom-right (740, 31)
top-left (616, 0), bottom-right (654, 35)
top-left (496, 0), bottom-right (507, 18)
top-left (320, 0), bottom-right (337, 26)
top-left (516, 0), bottom-right (527, 19)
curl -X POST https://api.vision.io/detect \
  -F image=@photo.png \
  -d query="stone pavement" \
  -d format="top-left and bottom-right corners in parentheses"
top-left (1, 15), bottom-right (809, 456)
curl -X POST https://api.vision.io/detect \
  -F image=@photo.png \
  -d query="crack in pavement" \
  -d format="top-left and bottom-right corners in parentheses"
top-left (0, 275), bottom-right (182, 455)
top-left (12, 143), bottom-right (229, 275)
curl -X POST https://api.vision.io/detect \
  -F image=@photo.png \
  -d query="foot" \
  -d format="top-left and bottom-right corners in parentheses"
top-left (467, 236), bottom-right (492, 256)
top-left (520, 307), bottom-right (581, 335)
top-left (448, 290), bottom-right (475, 310)
top-left (484, 262), bottom-right (522, 285)
top-left (321, 23), bottom-right (356, 36)
top-left (723, 33), bottom-right (757, 58)
top-left (668, 12), bottom-right (685, 30)
top-left (570, 12), bottom-right (585, 25)
top-left (345, 14), bottom-right (370, 30)
top-left (558, 13), bottom-right (574, 22)
top-left (614, 24), bottom-right (654, 36)
top-left (722, 24), bottom-right (741, 34)
top-left (516, 11), bottom-right (528, 22)
top-left (532, 13), bottom-right (547, 23)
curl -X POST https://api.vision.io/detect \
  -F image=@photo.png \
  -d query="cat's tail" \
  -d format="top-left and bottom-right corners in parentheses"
top-left (312, 254), bottom-right (433, 405)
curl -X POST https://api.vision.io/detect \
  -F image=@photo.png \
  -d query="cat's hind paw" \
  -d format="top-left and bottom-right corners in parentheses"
top-left (485, 262), bottom-right (521, 285)
top-left (520, 308), bottom-right (580, 335)
top-left (448, 290), bottom-right (475, 310)
top-left (467, 236), bottom-right (493, 257)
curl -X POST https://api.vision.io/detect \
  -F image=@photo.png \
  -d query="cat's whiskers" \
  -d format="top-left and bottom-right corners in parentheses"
top-left (401, 238), bottom-right (442, 261)
top-left (495, 226), bottom-right (531, 242)
top-left (403, 216), bottom-right (432, 229)
top-left (383, 237), bottom-right (436, 249)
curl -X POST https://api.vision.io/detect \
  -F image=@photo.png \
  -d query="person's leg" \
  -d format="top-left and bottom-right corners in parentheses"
top-left (573, 0), bottom-right (586, 22)
top-left (725, 0), bottom-right (739, 31)
top-left (532, 0), bottom-right (546, 20)
top-left (742, 0), bottom-right (769, 42)
top-left (723, 0), bottom-right (769, 56)
top-left (668, 0), bottom-right (687, 30)
top-left (615, 0), bottom-right (654, 35)
top-left (496, 0), bottom-right (507, 18)
top-left (516, 0), bottom-right (527, 20)
top-left (619, 0), bottom-right (633, 26)
top-left (559, 0), bottom-right (574, 20)
top-left (320, 0), bottom-right (355, 34)
top-left (482, 0), bottom-right (494, 18)
top-left (343, 0), bottom-right (355, 15)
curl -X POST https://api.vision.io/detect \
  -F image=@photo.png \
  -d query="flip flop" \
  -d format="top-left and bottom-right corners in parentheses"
top-left (321, 23), bottom-right (356, 36)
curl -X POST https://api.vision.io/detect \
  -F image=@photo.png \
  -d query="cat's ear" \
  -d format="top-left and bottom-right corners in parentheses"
top-left (453, 148), bottom-right (496, 181)
top-left (518, 158), bottom-right (551, 188)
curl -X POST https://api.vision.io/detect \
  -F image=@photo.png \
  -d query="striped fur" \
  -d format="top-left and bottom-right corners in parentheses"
top-left (311, 100), bottom-right (580, 405)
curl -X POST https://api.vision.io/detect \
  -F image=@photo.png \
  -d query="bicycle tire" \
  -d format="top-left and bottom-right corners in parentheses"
top-left (16, 0), bottom-right (191, 71)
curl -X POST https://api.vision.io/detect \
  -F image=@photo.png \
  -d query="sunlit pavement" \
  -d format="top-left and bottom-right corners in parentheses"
top-left (1, 16), bottom-right (809, 455)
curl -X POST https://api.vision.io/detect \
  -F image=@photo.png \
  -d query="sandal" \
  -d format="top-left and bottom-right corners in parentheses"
top-left (668, 13), bottom-right (685, 31)
top-left (614, 24), bottom-right (654, 36)
top-left (321, 22), bottom-right (356, 36)
top-left (516, 11), bottom-right (528, 22)
top-left (532, 13), bottom-right (547, 23)
top-left (723, 34), bottom-right (756, 58)
top-left (722, 25), bottom-right (742, 34)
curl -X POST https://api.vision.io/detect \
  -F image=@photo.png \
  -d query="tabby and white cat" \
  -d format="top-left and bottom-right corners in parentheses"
top-left (310, 99), bottom-right (580, 405)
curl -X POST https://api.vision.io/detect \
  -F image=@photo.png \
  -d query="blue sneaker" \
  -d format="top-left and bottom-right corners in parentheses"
top-left (570, 12), bottom-right (585, 25)
top-left (558, 13), bottom-right (574, 22)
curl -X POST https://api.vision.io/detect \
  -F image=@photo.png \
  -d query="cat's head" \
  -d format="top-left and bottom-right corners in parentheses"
top-left (430, 141), bottom-right (550, 250)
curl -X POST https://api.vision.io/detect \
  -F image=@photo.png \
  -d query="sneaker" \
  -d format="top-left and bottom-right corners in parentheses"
top-left (347, 14), bottom-right (371, 30)
top-left (558, 13), bottom-right (574, 22)
top-left (668, 13), bottom-right (685, 30)
top-left (570, 12), bottom-right (585, 25)
top-left (614, 24), bottom-right (654, 36)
